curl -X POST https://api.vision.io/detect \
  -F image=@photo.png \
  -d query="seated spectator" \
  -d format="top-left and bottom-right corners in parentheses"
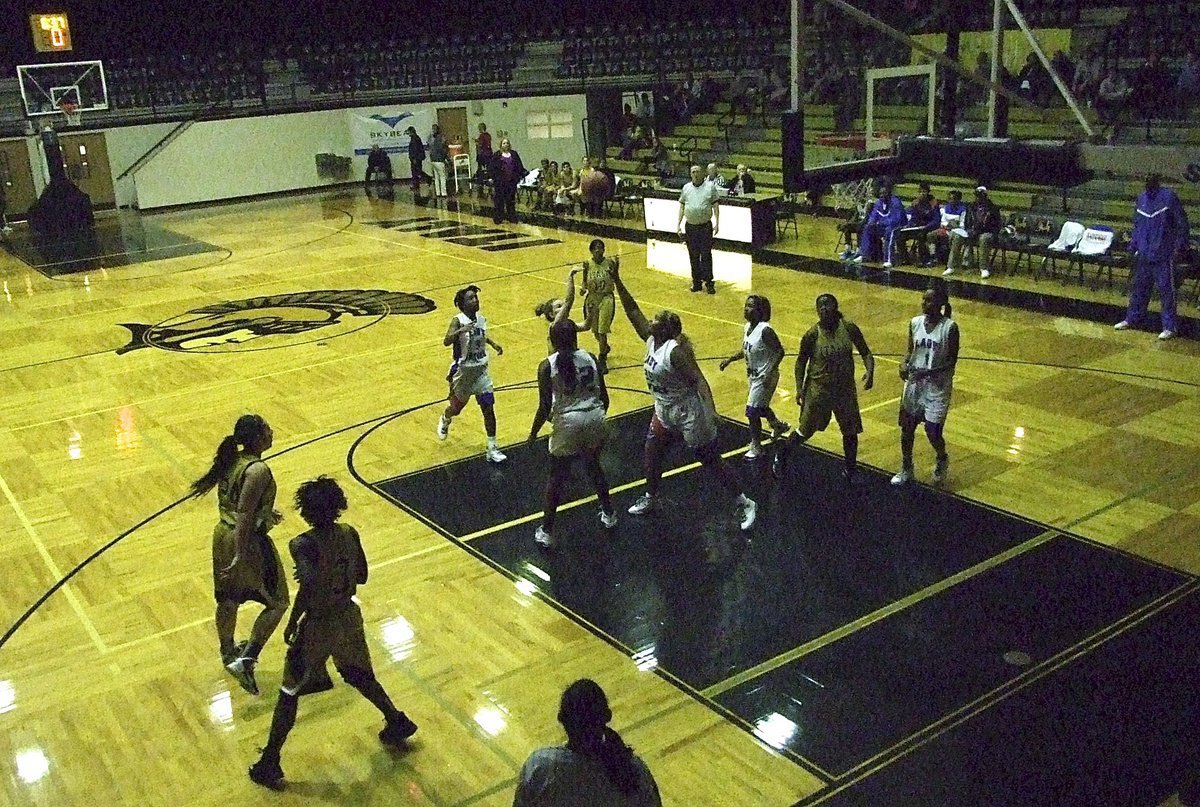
top-left (944, 186), bottom-right (1002, 278)
top-left (764, 65), bottom-right (789, 110)
top-left (596, 157), bottom-right (617, 194)
top-left (1096, 69), bottom-right (1131, 131)
top-left (514, 679), bottom-right (661, 806)
top-left (732, 164), bottom-right (756, 195)
top-left (853, 182), bottom-right (906, 268)
top-left (1132, 52), bottom-right (1174, 124)
top-left (554, 162), bottom-right (578, 213)
top-left (1016, 52), bottom-right (1045, 104)
top-left (1177, 50), bottom-right (1200, 118)
top-left (930, 189), bottom-right (967, 264)
top-left (365, 144), bottom-right (392, 183)
top-left (580, 159), bottom-right (612, 217)
top-left (634, 92), bottom-right (654, 128)
top-left (537, 161), bottom-right (561, 210)
top-left (705, 162), bottom-right (728, 191)
top-left (1071, 50), bottom-right (1102, 106)
top-left (651, 135), bottom-right (672, 179)
top-left (897, 185), bottom-right (940, 267)
top-left (1049, 50), bottom-right (1074, 101)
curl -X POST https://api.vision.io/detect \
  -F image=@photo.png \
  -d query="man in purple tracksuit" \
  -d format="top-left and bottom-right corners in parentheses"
top-left (1116, 174), bottom-right (1189, 340)
top-left (853, 182), bottom-right (906, 268)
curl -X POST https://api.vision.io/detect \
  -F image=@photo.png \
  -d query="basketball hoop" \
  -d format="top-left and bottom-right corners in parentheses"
top-left (59, 100), bottom-right (81, 128)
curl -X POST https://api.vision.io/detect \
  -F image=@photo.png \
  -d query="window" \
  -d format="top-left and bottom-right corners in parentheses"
top-left (527, 110), bottom-right (574, 140)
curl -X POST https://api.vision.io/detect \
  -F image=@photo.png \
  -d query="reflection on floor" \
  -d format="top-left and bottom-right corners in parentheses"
top-left (1, 211), bottom-right (223, 275)
top-left (369, 404), bottom-right (1199, 802)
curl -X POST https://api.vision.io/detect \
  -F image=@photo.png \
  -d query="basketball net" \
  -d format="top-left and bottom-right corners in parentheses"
top-left (830, 177), bottom-right (873, 214)
top-left (59, 100), bottom-right (81, 128)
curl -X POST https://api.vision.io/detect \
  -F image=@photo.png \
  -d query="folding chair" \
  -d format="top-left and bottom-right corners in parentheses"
top-left (1037, 220), bottom-right (1085, 281)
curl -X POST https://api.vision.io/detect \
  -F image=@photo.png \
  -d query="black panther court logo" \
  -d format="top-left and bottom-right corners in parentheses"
top-left (116, 289), bottom-right (436, 354)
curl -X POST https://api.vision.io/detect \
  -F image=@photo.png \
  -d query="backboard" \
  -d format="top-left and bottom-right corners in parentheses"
top-left (17, 60), bottom-right (108, 117)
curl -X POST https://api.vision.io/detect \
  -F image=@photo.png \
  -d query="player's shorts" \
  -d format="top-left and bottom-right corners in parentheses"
top-left (651, 397), bottom-right (718, 450)
top-left (212, 524), bottom-right (290, 609)
top-left (549, 408), bottom-right (608, 457)
top-left (448, 363), bottom-right (495, 408)
top-left (584, 294), bottom-right (616, 336)
top-left (798, 383), bottom-right (863, 436)
top-left (281, 602), bottom-right (373, 697)
top-left (746, 368), bottom-right (780, 416)
top-left (900, 378), bottom-right (953, 425)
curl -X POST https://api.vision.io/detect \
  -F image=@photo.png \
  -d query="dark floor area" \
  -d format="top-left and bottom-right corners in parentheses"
top-left (2, 212), bottom-right (222, 275)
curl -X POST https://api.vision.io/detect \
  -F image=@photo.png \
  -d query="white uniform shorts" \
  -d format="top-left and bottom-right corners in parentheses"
top-left (746, 368), bottom-right (780, 415)
top-left (652, 397), bottom-right (717, 450)
top-left (901, 378), bottom-right (952, 424)
top-left (449, 363), bottom-right (494, 407)
top-left (549, 409), bottom-right (608, 457)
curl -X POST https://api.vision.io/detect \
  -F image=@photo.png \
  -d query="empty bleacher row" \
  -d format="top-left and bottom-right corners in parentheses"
top-left (106, 51), bottom-right (265, 111)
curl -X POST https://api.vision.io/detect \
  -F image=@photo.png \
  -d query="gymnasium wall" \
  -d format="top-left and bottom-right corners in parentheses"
top-left (117, 94), bottom-right (589, 210)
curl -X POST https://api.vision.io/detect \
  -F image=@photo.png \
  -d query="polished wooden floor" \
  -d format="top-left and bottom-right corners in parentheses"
top-left (1, 188), bottom-right (1198, 806)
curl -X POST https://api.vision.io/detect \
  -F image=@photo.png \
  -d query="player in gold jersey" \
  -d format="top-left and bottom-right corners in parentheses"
top-left (190, 414), bottom-right (289, 696)
top-left (248, 476), bottom-right (418, 790)
top-left (774, 294), bottom-right (875, 481)
top-left (580, 239), bottom-right (619, 373)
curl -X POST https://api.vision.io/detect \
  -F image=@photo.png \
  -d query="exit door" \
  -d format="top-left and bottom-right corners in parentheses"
top-left (0, 138), bottom-right (38, 221)
top-left (57, 132), bottom-right (115, 208)
top-left (437, 107), bottom-right (468, 192)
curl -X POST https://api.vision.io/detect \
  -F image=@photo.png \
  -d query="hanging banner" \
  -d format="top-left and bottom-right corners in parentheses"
top-left (350, 108), bottom-right (434, 156)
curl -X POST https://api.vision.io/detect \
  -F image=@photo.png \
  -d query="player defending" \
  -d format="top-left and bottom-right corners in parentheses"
top-left (719, 294), bottom-right (790, 460)
top-left (611, 267), bottom-right (757, 530)
top-left (528, 320), bottom-right (618, 548)
top-left (891, 282), bottom-right (959, 486)
top-left (438, 285), bottom-right (507, 462)
top-left (774, 294), bottom-right (875, 482)
top-left (248, 476), bottom-right (418, 790)
top-left (580, 238), bottom-right (619, 374)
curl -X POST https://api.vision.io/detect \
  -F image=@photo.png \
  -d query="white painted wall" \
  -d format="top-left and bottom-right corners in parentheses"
top-left (113, 93), bottom-right (587, 209)
top-left (103, 121), bottom-right (176, 207)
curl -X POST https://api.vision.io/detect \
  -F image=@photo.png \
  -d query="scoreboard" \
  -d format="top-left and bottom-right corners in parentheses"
top-left (29, 13), bottom-right (73, 53)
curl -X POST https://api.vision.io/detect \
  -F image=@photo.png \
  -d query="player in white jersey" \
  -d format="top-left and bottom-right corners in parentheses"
top-left (437, 285), bottom-right (507, 463)
top-left (719, 295), bottom-right (790, 460)
top-left (610, 267), bottom-right (757, 531)
top-left (528, 320), bottom-right (617, 548)
top-left (891, 281), bottom-right (959, 486)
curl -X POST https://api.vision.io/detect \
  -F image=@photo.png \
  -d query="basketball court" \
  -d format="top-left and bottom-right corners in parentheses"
top-left (0, 174), bottom-right (1198, 804)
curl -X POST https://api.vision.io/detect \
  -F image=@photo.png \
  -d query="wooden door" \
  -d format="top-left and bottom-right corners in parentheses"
top-left (58, 132), bottom-right (115, 208)
top-left (0, 138), bottom-right (38, 221)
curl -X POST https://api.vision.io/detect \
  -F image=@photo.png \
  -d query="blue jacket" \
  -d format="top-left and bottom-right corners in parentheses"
top-left (1132, 187), bottom-right (1189, 263)
top-left (867, 194), bottom-right (906, 229)
top-left (906, 199), bottom-right (940, 230)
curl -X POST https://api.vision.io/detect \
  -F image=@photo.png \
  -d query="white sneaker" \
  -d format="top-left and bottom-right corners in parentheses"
top-left (932, 455), bottom-right (949, 484)
top-left (744, 444), bottom-right (761, 461)
top-left (852, 255), bottom-right (864, 264)
top-left (628, 493), bottom-right (656, 515)
top-left (1113, 320), bottom-right (1131, 330)
top-left (534, 526), bottom-right (554, 548)
top-left (1159, 330), bottom-right (1176, 340)
top-left (882, 261), bottom-right (893, 269)
top-left (890, 467), bottom-right (914, 486)
top-left (486, 446), bottom-right (507, 463)
top-left (980, 268), bottom-right (991, 279)
top-left (738, 496), bottom-right (758, 531)
top-left (942, 267), bottom-right (955, 276)
top-left (599, 509), bottom-right (618, 529)
top-left (226, 656), bottom-right (260, 696)
top-left (436, 414), bottom-right (450, 440)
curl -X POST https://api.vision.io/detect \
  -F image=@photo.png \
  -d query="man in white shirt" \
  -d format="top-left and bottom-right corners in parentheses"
top-left (677, 164), bottom-right (721, 294)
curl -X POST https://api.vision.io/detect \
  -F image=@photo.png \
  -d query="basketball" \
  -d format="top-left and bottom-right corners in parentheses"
top-left (580, 170), bottom-right (610, 202)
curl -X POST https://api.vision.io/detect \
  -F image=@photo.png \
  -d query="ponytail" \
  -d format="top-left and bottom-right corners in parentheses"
top-left (549, 320), bottom-right (579, 389)
top-left (189, 435), bottom-right (240, 498)
top-left (189, 414), bottom-right (266, 498)
top-left (534, 298), bottom-right (558, 322)
top-left (597, 726), bottom-right (643, 797)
